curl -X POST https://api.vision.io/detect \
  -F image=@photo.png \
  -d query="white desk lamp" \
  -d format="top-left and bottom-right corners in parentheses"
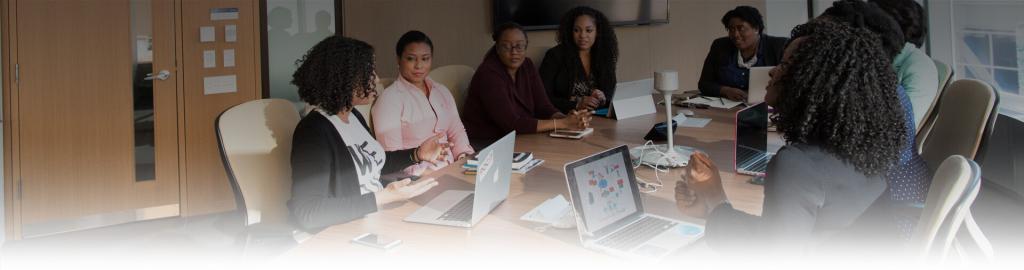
top-left (630, 70), bottom-right (692, 168)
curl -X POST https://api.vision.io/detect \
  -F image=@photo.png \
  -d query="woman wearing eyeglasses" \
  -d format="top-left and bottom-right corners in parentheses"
top-left (697, 6), bottom-right (787, 101)
top-left (462, 22), bottom-right (591, 148)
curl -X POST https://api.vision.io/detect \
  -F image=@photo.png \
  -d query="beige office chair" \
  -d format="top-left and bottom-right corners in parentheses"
top-left (918, 79), bottom-right (999, 174)
top-left (429, 65), bottom-right (475, 114)
top-left (916, 60), bottom-right (955, 152)
top-left (526, 44), bottom-right (551, 69)
top-left (216, 98), bottom-right (311, 252)
top-left (911, 155), bottom-right (994, 263)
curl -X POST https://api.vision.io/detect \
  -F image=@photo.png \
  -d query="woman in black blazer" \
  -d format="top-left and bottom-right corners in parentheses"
top-left (698, 6), bottom-right (787, 101)
top-left (288, 36), bottom-right (448, 231)
top-left (539, 6), bottom-right (618, 114)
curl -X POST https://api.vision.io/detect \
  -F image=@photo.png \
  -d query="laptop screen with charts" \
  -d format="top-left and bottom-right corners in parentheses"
top-left (564, 145), bottom-right (704, 260)
top-left (747, 66), bottom-right (773, 104)
top-left (403, 131), bottom-right (515, 227)
top-left (735, 102), bottom-right (771, 176)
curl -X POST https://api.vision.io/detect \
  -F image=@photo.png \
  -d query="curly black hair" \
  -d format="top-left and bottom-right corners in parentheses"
top-left (772, 19), bottom-right (907, 176)
top-left (870, 0), bottom-right (927, 48)
top-left (721, 6), bottom-right (765, 34)
top-left (556, 6), bottom-right (619, 72)
top-left (292, 36), bottom-right (377, 115)
top-left (395, 30), bottom-right (434, 57)
top-left (821, 0), bottom-right (905, 59)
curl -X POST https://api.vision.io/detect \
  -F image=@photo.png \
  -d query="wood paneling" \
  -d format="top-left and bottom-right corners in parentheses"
top-left (343, 0), bottom-right (766, 86)
top-left (180, 0), bottom-right (261, 216)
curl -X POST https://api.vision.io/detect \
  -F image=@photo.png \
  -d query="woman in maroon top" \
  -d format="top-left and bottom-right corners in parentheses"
top-left (462, 22), bottom-right (590, 147)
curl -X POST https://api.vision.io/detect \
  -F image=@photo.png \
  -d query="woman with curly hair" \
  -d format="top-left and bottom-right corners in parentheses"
top-left (674, 18), bottom-right (907, 253)
top-left (288, 36), bottom-right (446, 231)
top-left (372, 31), bottom-right (474, 176)
top-left (698, 6), bottom-right (788, 101)
top-left (870, 0), bottom-right (939, 128)
top-left (824, 0), bottom-right (932, 239)
top-left (539, 6), bottom-right (618, 113)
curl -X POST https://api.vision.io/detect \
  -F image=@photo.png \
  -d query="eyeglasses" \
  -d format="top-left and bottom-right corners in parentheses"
top-left (497, 42), bottom-right (528, 53)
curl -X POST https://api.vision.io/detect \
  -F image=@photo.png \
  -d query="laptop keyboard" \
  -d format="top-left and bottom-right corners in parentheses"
top-left (597, 216), bottom-right (677, 251)
top-left (437, 194), bottom-right (474, 222)
top-left (737, 146), bottom-right (769, 173)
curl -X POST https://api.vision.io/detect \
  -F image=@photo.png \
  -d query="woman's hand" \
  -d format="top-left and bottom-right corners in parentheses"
top-left (675, 152), bottom-right (727, 219)
top-left (720, 87), bottom-right (748, 101)
top-left (417, 133), bottom-right (453, 165)
top-left (575, 96), bottom-right (602, 111)
top-left (376, 178), bottom-right (438, 205)
top-left (559, 110), bottom-right (592, 130)
top-left (591, 89), bottom-right (607, 105)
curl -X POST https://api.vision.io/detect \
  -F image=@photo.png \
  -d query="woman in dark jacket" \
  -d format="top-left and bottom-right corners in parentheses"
top-left (698, 6), bottom-right (787, 101)
top-left (539, 6), bottom-right (618, 113)
top-left (288, 36), bottom-right (447, 231)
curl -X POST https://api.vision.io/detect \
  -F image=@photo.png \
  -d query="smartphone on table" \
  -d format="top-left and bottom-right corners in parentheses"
top-left (351, 233), bottom-right (402, 250)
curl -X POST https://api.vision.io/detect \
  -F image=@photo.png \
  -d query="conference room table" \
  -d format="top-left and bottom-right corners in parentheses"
top-left (280, 101), bottom-right (779, 265)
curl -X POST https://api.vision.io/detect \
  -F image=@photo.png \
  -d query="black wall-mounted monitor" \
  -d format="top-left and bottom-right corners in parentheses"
top-left (493, 0), bottom-right (669, 31)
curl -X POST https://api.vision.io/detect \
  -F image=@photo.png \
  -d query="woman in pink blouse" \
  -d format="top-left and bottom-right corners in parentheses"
top-left (372, 31), bottom-right (474, 175)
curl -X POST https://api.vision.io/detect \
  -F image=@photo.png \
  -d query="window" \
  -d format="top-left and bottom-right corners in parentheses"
top-left (939, 0), bottom-right (1024, 118)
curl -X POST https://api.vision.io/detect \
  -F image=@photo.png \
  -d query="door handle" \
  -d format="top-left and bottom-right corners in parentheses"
top-left (144, 70), bottom-right (171, 81)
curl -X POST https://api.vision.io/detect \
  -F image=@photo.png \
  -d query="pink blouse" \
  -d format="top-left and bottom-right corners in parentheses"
top-left (371, 75), bottom-right (474, 175)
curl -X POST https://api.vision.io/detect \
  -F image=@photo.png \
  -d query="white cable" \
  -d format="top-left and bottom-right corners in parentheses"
top-left (632, 140), bottom-right (679, 193)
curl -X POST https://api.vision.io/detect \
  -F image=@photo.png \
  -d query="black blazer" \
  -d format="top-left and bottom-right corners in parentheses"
top-left (698, 35), bottom-right (788, 97)
top-left (539, 44), bottom-right (617, 113)
top-left (287, 110), bottom-right (416, 231)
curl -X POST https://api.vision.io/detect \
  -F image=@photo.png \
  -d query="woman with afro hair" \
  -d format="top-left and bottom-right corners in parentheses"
top-left (674, 17), bottom-right (907, 254)
top-left (287, 36), bottom-right (447, 231)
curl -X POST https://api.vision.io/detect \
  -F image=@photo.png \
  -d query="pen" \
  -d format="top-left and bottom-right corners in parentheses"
top-left (700, 96), bottom-right (714, 101)
top-left (718, 97), bottom-right (725, 105)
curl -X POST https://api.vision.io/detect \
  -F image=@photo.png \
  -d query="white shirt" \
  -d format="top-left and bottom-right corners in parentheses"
top-left (319, 109), bottom-right (385, 194)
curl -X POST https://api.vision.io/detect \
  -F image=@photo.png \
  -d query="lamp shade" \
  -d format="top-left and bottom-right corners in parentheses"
top-left (654, 70), bottom-right (679, 92)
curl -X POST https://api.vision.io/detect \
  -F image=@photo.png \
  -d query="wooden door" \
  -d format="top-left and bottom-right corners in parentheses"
top-left (11, 0), bottom-right (180, 238)
top-left (180, 0), bottom-right (260, 216)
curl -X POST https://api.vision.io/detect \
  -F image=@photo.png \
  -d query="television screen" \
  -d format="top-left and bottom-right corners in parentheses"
top-left (493, 0), bottom-right (669, 31)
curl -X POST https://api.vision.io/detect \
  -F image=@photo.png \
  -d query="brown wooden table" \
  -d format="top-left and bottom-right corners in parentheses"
top-left (280, 104), bottom-right (770, 264)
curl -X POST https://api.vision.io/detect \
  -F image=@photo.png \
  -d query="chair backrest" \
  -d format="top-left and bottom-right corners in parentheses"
top-left (911, 155), bottom-right (982, 260)
top-left (216, 99), bottom-right (301, 226)
top-left (428, 65), bottom-right (475, 114)
top-left (919, 79), bottom-right (999, 173)
top-left (526, 44), bottom-right (551, 69)
top-left (916, 59), bottom-right (955, 137)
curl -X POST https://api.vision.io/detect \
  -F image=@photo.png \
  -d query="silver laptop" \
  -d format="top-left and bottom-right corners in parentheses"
top-left (747, 66), bottom-right (773, 104)
top-left (735, 103), bottom-right (773, 176)
top-left (563, 145), bottom-right (704, 260)
top-left (404, 131), bottom-right (515, 227)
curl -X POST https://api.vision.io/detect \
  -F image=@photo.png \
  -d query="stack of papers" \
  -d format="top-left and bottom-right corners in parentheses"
top-left (680, 96), bottom-right (744, 109)
top-left (464, 152), bottom-right (544, 174)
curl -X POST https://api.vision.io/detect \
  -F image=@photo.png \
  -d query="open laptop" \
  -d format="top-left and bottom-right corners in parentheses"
top-left (404, 131), bottom-right (515, 227)
top-left (735, 102), bottom-right (772, 176)
top-left (563, 145), bottom-right (704, 260)
top-left (747, 66), bottom-right (773, 104)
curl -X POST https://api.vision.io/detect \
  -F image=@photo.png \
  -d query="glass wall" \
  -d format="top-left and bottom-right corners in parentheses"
top-left (266, 0), bottom-right (337, 112)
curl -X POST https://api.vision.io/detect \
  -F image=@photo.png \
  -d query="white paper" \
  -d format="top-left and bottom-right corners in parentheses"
top-left (684, 96), bottom-right (744, 109)
top-left (673, 113), bottom-right (711, 128)
top-left (210, 8), bottom-right (239, 21)
top-left (199, 26), bottom-right (215, 43)
top-left (224, 25), bottom-right (237, 42)
top-left (202, 50), bottom-right (216, 68)
top-left (610, 95), bottom-right (656, 120)
top-left (223, 49), bottom-right (235, 67)
top-left (203, 75), bottom-right (237, 95)
top-left (520, 195), bottom-right (571, 224)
